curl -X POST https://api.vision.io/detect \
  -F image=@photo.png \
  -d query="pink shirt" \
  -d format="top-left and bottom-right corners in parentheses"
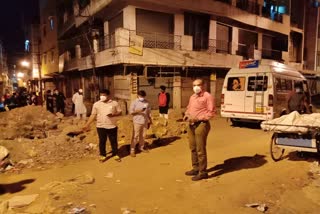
top-left (185, 91), bottom-right (215, 121)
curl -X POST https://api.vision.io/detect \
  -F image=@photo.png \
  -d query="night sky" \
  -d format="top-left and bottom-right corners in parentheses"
top-left (0, 0), bottom-right (39, 66)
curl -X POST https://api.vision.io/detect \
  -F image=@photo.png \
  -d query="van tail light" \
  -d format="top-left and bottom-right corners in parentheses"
top-left (221, 94), bottom-right (224, 105)
top-left (268, 94), bottom-right (273, 107)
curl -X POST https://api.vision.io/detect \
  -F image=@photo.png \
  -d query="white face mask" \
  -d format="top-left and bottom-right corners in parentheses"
top-left (138, 97), bottom-right (144, 101)
top-left (295, 88), bottom-right (302, 93)
top-left (193, 86), bottom-right (202, 94)
top-left (100, 95), bottom-right (107, 102)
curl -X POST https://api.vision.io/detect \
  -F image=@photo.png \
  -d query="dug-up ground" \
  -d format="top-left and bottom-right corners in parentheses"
top-left (1, 106), bottom-right (320, 214)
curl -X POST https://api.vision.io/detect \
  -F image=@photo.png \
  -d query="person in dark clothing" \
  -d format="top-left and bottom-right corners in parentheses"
top-left (54, 89), bottom-right (66, 114)
top-left (46, 90), bottom-right (54, 113)
top-left (158, 85), bottom-right (170, 120)
top-left (30, 92), bottom-right (38, 106)
top-left (288, 82), bottom-right (311, 114)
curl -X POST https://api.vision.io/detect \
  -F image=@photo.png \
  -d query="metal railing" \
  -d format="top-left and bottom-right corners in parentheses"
top-left (236, 0), bottom-right (260, 15)
top-left (262, 48), bottom-right (282, 61)
top-left (207, 39), bottom-right (231, 54)
top-left (98, 33), bottom-right (116, 51)
top-left (262, 8), bottom-right (283, 23)
top-left (132, 31), bottom-right (182, 50)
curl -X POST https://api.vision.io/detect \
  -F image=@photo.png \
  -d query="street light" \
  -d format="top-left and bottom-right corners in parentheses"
top-left (21, 60), bottom-right (30, 67)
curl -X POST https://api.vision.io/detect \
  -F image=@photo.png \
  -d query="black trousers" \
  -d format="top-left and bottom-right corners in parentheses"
top-left (96, 127), bottom-right (118, 157)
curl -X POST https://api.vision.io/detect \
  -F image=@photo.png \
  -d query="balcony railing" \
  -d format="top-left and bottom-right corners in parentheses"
top-left (208, 39), bottom-right (231, 54)
top-left (132, 31), bottom-right (182, 50)
top-left (262, 48), bottom-right (282, 61)
top-left (236, 0), bottom-right (260, 15)
top-left (98, 34), bottom-right (116, 52)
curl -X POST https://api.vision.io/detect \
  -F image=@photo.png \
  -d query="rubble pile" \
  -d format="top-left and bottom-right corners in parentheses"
top-left (0, 107), bottom-right (187, 172)
top-left (0, 106), bottom-right (60, 140)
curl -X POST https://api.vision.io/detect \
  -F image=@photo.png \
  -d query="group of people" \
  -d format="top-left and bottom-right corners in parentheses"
top-left (0, 90), bottom-right (42, 112)
top-left (45, 89), bottom-right (66, 114)
top-left (83, 80), bottom-right (215, 181)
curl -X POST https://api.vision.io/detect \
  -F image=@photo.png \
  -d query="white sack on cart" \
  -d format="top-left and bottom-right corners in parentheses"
top-left (261, 111), bottom-right (320, 133)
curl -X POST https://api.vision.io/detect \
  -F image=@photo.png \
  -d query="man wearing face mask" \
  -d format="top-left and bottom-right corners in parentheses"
top-left (129, 90), bottom-right (152, 157)
top-left (183, 79), bottom-right (215, 181)
top-left (83, 89), bottom-right (122, 162)
top-left (288, 82), bottom-right (311, 114)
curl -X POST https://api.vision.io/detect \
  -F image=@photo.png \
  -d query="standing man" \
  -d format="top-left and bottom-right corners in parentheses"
top-left (72, 89), bottom-right (87, 119)
top-left (158, 85), bottom-right (170, 119)
top-left (129, 90), bottom-right (152, 157)
top-left (71, 89), bottom-right (78, 116)
top-left (183, 79), bottom-right (215, 181)
top-left (46, 90), bottom-right (54, 113)
top-left (83, 89), bottom-right (122, 162)
top-left (54, 89), bottom-right (66, 115)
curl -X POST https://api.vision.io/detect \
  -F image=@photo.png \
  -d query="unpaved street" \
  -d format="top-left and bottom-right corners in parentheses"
top-left (1, 117), bottom-right (320, 214)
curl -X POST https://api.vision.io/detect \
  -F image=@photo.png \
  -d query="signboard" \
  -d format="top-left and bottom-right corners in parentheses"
top-left (239, 60), bottom-right (259, 69)
top-left (129, 34), bottom-right (144, 56)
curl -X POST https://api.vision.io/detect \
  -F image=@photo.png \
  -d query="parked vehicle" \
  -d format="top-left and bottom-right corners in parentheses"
top-left (220, 60), bottom-right (311, 125)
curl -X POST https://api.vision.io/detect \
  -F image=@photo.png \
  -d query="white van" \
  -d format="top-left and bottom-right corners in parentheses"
top-left (220, 60), bottom-right (310, 124)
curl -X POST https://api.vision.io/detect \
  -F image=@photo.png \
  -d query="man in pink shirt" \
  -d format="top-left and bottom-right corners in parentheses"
top-left (183, 79), bottom-right (215, 181)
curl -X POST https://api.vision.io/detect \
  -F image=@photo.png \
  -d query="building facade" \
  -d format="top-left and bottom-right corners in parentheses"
top-left (0, 40), bottom-right (10, 97)
top-left (38, 0), bottom-right (319, 111)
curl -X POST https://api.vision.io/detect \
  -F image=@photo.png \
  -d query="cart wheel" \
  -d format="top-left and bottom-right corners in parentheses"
top-left (270, 133), bottom-right (285, 161)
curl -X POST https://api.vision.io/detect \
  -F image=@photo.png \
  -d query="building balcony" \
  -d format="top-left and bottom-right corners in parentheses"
top-left (236, 0), bottom-right (260, 15)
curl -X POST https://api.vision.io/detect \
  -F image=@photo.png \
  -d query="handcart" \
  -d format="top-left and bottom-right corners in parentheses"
top-left (269, 124), bottom-right (320, 161)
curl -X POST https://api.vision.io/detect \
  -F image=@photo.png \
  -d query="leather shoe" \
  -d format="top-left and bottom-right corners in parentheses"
top-left (185, 169), bottom-right (199, 176)
top-left (191, 173), bottom-right (208, 181)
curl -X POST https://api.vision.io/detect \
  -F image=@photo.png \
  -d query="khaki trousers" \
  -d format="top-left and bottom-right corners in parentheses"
top-left (131, 123), bottom-right (146, 150)
top-left (187, 121), bottom-right (211, 175)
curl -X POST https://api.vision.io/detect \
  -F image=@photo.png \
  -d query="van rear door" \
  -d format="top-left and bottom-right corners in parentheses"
top-left (245, 73), bottom-right (268, 114)
top-left (224, 76), bottom-right (246, 113)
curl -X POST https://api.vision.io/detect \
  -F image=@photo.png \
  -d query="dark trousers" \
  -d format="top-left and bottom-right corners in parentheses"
top-left (97, 127), bottom-right (118, 157)
top-left (187, 121), bottom-right (210, 175)
top-left (56, 105), bottom-right (65, 114)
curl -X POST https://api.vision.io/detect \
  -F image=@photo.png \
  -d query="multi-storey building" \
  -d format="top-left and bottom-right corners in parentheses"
top-left (0, 40), bottom-right (10, 96)
top-left (39, 0), bottom-right (60, 92)
top-left (51, 0), bottom-right (319, 111)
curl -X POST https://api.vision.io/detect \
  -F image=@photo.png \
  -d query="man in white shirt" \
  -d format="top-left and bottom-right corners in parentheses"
top-left (72, 89), bottom-right (87, 119)
top-left (83, 89), bottom-right (122, 162)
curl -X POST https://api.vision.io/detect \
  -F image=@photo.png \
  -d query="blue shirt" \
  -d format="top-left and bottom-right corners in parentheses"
top-left (130, 98), bottom-right (151, 125)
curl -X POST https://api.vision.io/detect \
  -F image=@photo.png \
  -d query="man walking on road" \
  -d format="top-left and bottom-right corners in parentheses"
top-left (183, 79), bottom-right (215, 181)
top-left (83, 89), bottom-right (122, 162)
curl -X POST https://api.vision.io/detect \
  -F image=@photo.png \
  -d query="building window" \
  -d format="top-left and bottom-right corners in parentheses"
top-left (51, 51), bottom-right (54, 62)
top-left (43, 26), bottom-right (47, 37)
top-left (43, 53), bottom-right (47, 64)
top-left (227, 77), bottom-right (245, 91)
top-left (49, 17), bottom-right (54, 30)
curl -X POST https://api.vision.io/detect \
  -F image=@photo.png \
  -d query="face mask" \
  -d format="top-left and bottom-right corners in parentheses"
top-left (295, 88), bottom-right (302, 93)
top-left (138, 97), bottom-right (144, 101)
top-left (193, 86), bottom-right (201, 94)
top-left (100, 96), bottom-right (107, 102)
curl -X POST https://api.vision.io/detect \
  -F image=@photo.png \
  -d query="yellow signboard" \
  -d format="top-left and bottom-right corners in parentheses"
top-left (129, 34), bottom-right (144, 56)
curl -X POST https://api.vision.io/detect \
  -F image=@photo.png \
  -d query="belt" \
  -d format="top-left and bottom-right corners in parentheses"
top-left (190, 120), bottom-right (209, 126)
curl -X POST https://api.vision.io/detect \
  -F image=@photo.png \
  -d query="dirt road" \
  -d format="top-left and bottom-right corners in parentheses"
top-left (1, 117), bottom-right (320, 213)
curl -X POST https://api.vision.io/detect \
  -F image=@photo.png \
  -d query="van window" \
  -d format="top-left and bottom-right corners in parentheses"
top-left (276, 78), bottom-right (292, 92)
top-left (247, 76), bottom-right (268, 91)
top-left (227, 77), bottom-right (245, 91)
